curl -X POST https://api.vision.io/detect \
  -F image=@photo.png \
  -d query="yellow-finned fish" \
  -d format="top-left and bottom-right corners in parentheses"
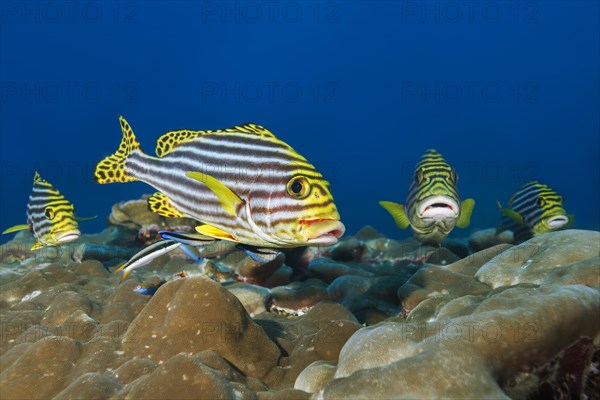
top-left (2, 172), bottom-right (86, 250)
top-left (497, 180), bottom-right (573, 243)
top-left (379, 149), bottom-right (475, 246)
top-left (94, 116), bottom-right (345, 250)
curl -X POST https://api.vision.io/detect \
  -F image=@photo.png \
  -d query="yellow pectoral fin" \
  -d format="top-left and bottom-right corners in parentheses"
top-left (500, 208), bottom-right (524, 225)
top-left (2, 224), bottom-right (30, 234)
top-left (186, 171), bottom-right (243, 217)
top-left (565, 214), bottom-right (575, 229)
top-left (379, 201), bottom-right (410, 229)
top-left (148, 192), bottom-right (184, 218)
top-left (457, 198), bottom-right (475, 229)
top-left (195, 224), bottom-right (237, 242)
top-left (30, 242), bottom-right (45, 251)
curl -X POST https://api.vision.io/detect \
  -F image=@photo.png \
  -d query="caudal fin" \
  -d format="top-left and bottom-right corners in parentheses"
top-left (94, 116), bottom-right (142, 183)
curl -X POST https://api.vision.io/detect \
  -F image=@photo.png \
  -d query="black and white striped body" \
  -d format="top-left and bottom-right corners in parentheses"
top-left (499, 181), bottom-right (570, 242)
top-left (26, 172), bottom-right (80, 247)
top-left (125, 131), bottom-right (338, 248)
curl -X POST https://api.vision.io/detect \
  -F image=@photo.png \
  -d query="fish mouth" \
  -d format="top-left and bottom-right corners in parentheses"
top-left (546, 215), bottom-right (569, 229)
top-left (300, 219), bottom-right (345, 245)
top-left (56, 229), bottom-right (81, 243)
top-left (417, 196), bottom-right (459, 221)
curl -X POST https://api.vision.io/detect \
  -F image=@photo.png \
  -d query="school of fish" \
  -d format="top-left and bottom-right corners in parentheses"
top-left (2, 116), bottom-right (575, 283)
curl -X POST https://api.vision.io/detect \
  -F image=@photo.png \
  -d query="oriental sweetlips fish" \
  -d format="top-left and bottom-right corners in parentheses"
top-left (2, 172), bottom-right (92, 250)
top-left (497, 181), bottom-right (573, 243)
top-left (94, 116), bottom-right (345, 254)
top-left (379, 149), bottom-right (475, 246)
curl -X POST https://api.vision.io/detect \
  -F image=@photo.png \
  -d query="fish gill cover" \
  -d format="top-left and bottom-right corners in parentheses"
top-left (0, 1), bottom-right (599, 399)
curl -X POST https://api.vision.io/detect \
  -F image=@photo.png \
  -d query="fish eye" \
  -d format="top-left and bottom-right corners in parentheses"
top-left (537, 198), bottom-right (546, 207)
top-left (44, 208), bottom-right (55, 220)
top-left (287, 176), bottom-right (311, 199)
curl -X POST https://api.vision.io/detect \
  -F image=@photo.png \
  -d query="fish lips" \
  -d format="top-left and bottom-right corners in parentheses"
top-left (55, 229), bottom-right (81, 243)
top-left (417, 196), bottom-right (459, 221)
top-left (300, 219), bottom-right (345, 245)
top-left (546, 215), bottom-right (569, 229)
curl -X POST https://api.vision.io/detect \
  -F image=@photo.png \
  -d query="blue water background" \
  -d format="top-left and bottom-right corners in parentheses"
top-left (1, 1), bottom-right (599, 243)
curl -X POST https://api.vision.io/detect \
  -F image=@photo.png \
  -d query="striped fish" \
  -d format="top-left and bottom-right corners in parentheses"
top-left (2, 172), bottom-right (82, 250)
top-left (497, 181), bottom-right (573, 243)
top-left (379, 149), bottom-right (475, 246)
top-left (94, 116), bottom-right (344, 249)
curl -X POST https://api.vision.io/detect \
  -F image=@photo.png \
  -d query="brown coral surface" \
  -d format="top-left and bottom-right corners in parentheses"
top-left (1, 225), bottom-right (598, 399)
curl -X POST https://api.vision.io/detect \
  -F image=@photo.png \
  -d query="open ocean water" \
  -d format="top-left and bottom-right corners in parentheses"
top-left (1, 1), bottom-right (598, 241)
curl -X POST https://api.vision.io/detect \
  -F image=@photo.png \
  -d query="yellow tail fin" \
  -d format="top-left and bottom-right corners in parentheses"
top-left (94, 116), bottom-right (141, 183)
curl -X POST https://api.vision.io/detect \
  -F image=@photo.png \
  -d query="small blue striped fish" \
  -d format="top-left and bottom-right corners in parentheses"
top-left (497, 181), bottom-right (573, 243)
top-left (2, 172), bottom-right (83, 250)
top-left (379, 149), bottom-right (475, 246)
top-left (94, 116), bottom-right (344, 249)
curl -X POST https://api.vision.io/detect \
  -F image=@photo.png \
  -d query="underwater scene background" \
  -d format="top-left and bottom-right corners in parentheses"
top-left (1, 1), bottom-right (598, 241)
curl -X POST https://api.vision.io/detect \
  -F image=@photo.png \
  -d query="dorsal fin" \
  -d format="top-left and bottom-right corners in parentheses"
top-left (33, 171), bottom-right (43, 183)
top-left (227, 123), bottom-right (275, 136)
top-left (155, 123), bottom-right (276, 157)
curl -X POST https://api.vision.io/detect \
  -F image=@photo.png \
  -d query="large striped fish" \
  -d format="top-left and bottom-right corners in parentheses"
top-left (2, 172), bottom-right (82, 250)
top-left (497, 181), bottom-right (573, 243)
top-left (379, 149), bottom-right (475, 246)
top-left (94, 116), bottom-right (344, 250)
